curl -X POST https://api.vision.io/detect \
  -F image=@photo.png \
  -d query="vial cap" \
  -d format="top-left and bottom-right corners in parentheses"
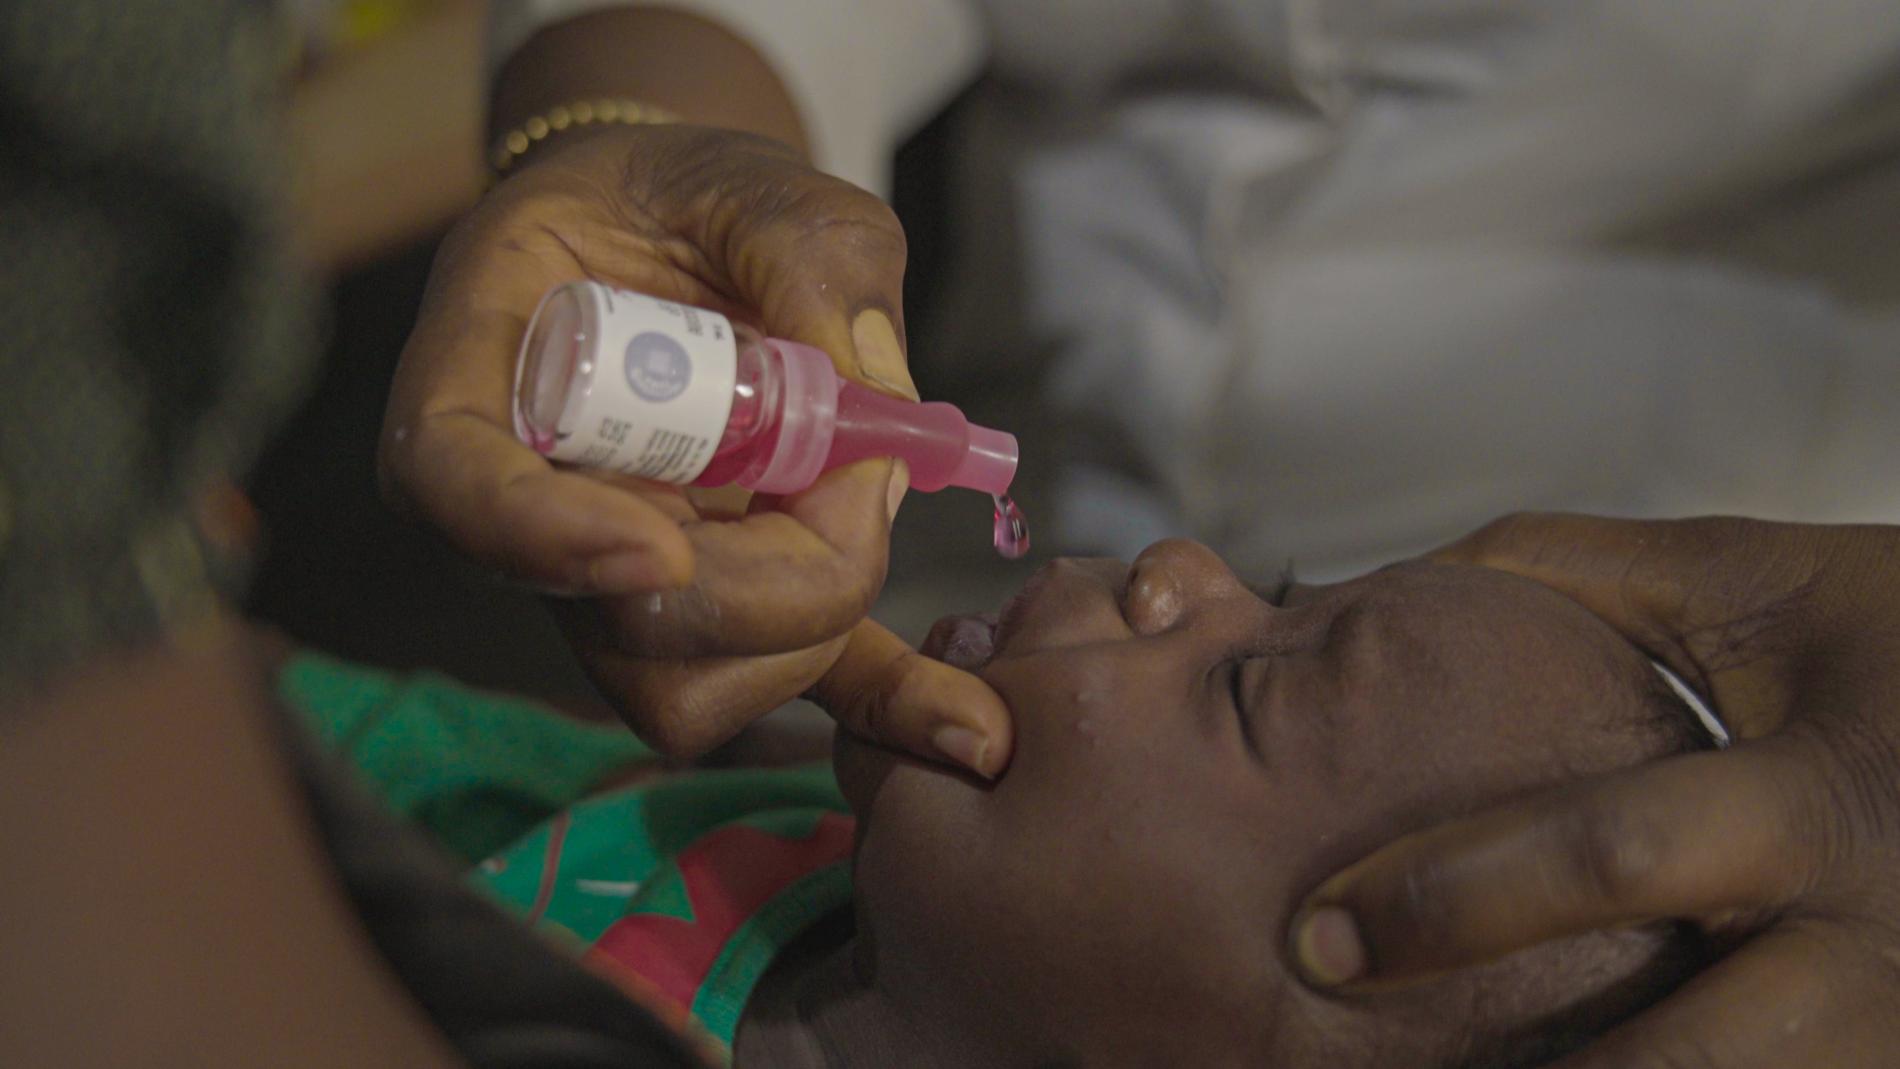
top-left (740, 339), bottom-right (839, 494)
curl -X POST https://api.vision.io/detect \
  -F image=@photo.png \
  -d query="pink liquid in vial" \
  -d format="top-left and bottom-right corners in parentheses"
top-left (514, 283), bottom-right (1027, 555)
top-left (992, 493), bottom-right (1031, 560)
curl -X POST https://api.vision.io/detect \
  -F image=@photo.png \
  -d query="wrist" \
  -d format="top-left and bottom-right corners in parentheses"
top-left (490, 97), bottom-right (681, 177)
top-left (490, 6), bottom-right (807, 159)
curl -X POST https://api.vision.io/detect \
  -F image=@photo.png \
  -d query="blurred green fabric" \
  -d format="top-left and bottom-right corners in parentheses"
top-left (279, 650), bottom-right (657, 863)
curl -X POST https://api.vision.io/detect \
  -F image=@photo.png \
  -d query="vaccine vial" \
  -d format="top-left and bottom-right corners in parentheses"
top-left (513, 281), bottom-right (1021, 501)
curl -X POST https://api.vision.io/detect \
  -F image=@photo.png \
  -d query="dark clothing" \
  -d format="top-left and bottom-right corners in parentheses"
top-left (278, 684), bottom-right (709, 1068)
top-left (0, 2), bottom-right (704, 1063)
top-left (1, 0), bottom-right (310, 694)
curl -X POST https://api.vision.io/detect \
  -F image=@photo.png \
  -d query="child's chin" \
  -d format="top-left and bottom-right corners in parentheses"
top-left (832, 727), bottom-right (989, 824)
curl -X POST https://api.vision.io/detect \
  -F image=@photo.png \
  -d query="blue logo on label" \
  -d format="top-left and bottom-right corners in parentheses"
top-left (624, 331), bottom-right (691, 402)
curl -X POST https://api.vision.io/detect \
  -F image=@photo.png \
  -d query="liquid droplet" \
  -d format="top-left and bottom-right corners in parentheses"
top-left (992, 493), bottom-right (1031, 560)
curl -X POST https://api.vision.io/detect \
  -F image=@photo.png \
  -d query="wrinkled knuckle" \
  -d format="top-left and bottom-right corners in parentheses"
top-left (843, 189), bottom-right (906, 252)
top-left (1563, 798), bottom-right (1667, 908)
top-left (825, 655), bottom-right (913, 749)
top-left (637, 717), bottom-right (710, 759)
top-left (672, 585), bottom-right (726, 653)
top-left (623, 678), bottom-right (722, 757)
top-left (851, 687), bottom-right (888, 746)
top-left (796, 186), bottom-right (907, 269)
top-left (811, 563), bottom-right (885, 641)
top-left (607, 688), bottom-right (669, 746)
top-left (1805, 724), bottom-right (1900, 882)
top-left (679, 125), bottom-right (798, 168)
top-left (883, 651), bottom-right (937, 719)
top-left (607, 593), bottom-right (705, 660)
top-left (822, 652), bottom-right (879, 722)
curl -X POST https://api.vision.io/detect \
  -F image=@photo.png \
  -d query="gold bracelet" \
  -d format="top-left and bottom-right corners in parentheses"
top-left (489, 98), bottom-right (683, 176)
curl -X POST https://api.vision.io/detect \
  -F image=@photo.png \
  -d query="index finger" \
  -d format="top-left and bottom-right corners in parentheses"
top-left (577, 457), bottom-right (905, 659)
top-left (1288, 740), bottom-right (1824, 990)
top-left (809, 618), bottom-right (1013, 778)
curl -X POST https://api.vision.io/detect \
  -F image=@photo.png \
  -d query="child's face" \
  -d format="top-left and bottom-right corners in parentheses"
top-left (833, 539), bottom-right (1675, 1066)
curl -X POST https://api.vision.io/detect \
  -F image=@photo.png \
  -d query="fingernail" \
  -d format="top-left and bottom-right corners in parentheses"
top-left (886, 458), bottom-right (910, 523)
top-left (931, 724), bottom-right (993, 778)
top-left (1292, 905), bottom-right (1367, 987)
top-left (589, 549), bottom-right (667, 594)
top-left (851, 309), bottom-right (919, 401)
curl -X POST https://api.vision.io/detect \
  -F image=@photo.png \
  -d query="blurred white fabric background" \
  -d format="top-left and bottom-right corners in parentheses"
top-left (497, 0), bottom-right (1900, 588)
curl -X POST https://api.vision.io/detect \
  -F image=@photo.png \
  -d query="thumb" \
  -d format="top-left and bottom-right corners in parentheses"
top-left (659, 142), bottom-right (918, 400)
top-left (810, 620), bottom-right (1013, 779)
top-left (1288, 739), bottom-right (1822, 990)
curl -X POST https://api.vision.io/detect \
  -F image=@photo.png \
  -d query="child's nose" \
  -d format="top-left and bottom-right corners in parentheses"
top-left (1123, 538), bottom-right (1241, 635)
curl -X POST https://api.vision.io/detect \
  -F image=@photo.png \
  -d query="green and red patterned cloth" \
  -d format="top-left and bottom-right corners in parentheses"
top-left (280, 652), bottom-right (854, 1065)
top-left (471, 769), bottom-right (853, 1059)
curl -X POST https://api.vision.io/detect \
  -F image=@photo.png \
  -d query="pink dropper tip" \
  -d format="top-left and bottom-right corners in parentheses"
top-left (951, 424), bottom-right (1019, 495)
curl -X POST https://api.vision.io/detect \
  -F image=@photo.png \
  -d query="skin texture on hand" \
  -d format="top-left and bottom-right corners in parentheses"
top-left (1288, 514), bottom-right (1900, 1068)
top-left (379, 123), bottom-right (1010, 775)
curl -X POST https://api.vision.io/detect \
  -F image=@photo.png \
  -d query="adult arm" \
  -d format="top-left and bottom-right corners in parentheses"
top-left (487, 0), bottom-right (984, 195)
top-left (381, 4), bottom-right (1009, 772)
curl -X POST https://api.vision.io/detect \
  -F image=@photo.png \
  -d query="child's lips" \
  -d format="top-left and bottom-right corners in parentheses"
top-left (924, 564), bottom-right (1059, 670)
top-left (921, 612), bottom-right (998, 671)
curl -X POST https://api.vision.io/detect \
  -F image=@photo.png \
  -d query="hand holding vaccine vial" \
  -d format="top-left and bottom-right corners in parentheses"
top-left (513, 281), bottom-right (1029, 558)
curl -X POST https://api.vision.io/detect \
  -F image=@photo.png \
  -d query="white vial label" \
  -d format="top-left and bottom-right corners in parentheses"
top-left (542, 283), bottom-right (739, 484)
